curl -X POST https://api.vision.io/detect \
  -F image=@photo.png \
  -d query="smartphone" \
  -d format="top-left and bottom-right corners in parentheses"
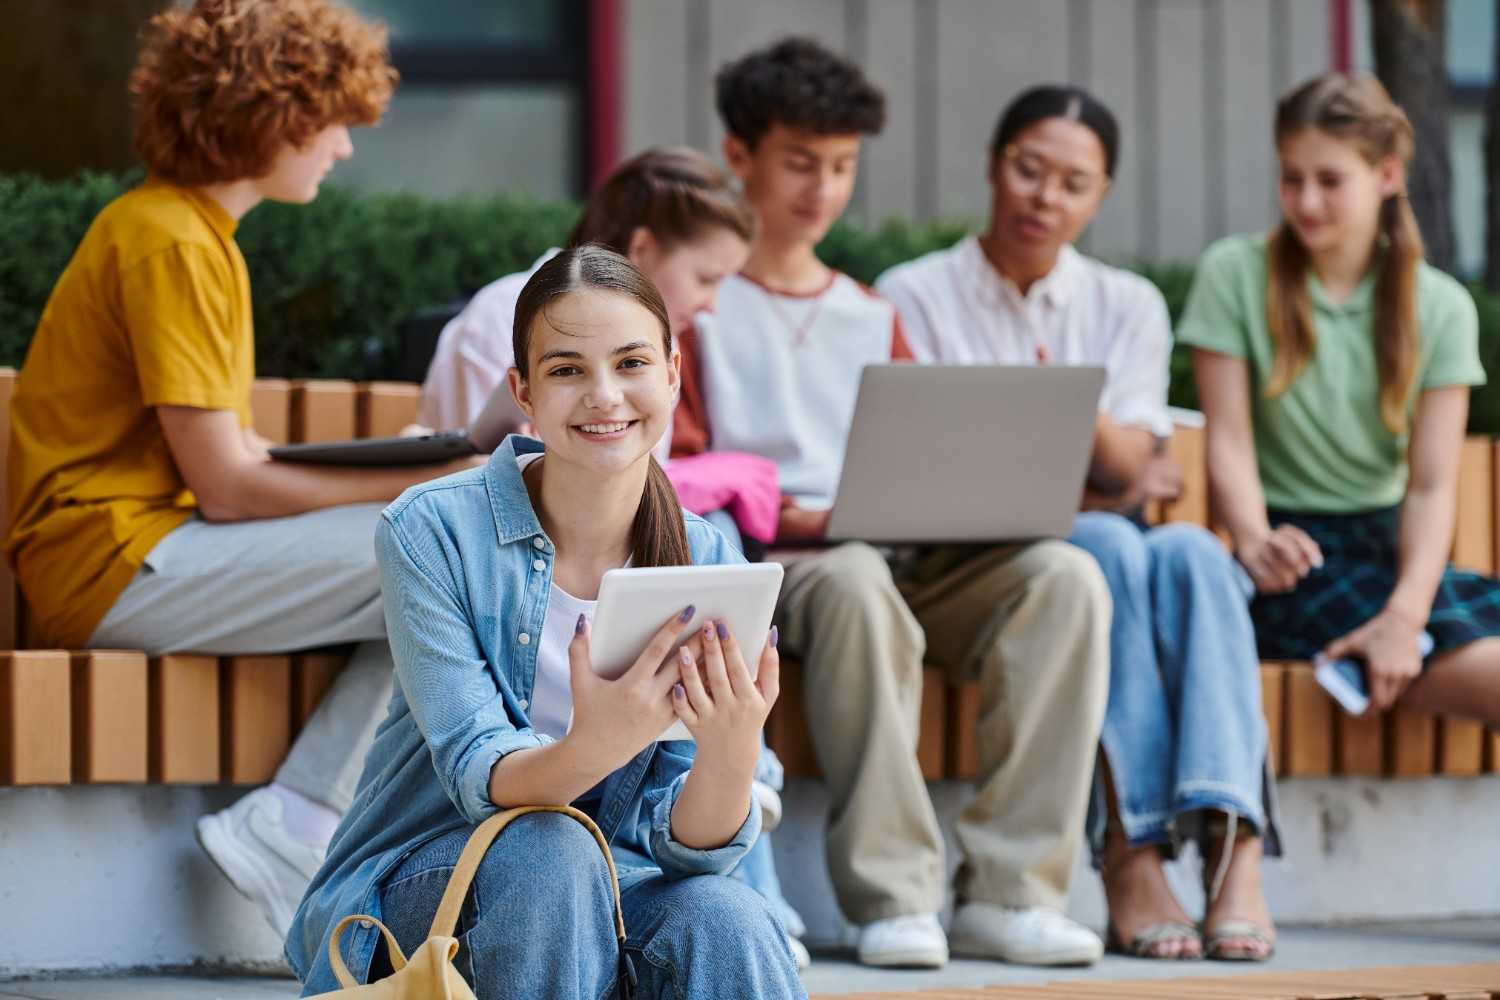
top-left (1313, 631), bottom-right (1435, 716)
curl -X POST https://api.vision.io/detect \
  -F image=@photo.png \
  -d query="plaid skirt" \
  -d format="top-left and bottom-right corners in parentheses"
top-left (1251, 506), bottom-right (1500, 662)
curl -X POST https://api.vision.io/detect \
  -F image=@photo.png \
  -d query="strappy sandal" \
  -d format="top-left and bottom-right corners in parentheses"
top-left (1100, 821), bottom-right (1202, 961)
top-left (1201, 812), bottom-right (1276, 962)
top-left (1203, 921), bottom-right (1277, 961)
top-left (1106, 920), bottom-right (1202, 960)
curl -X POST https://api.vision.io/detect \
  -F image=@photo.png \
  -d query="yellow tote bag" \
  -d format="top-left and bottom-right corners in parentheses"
top-left (309, 804), bottom-right (635, 999)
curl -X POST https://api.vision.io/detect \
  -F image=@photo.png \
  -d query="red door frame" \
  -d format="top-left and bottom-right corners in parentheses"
top-left (1330, 0), bottom-right (1354, 73)
top-left (587, 0), bottom-right (625, 192)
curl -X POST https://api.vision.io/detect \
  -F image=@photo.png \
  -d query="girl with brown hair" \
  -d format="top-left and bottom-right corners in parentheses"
top-left (420, 145), bottom-right (756, 436)
top-left (422, 147), bottom-right (799, 959)
top-left (1181, 71), bottom-right (1499, 954)
top-left (289, 246), bottom-right (805, 998)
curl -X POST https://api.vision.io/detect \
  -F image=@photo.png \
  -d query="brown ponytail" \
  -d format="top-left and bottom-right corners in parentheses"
top-left (1267, 72), bottom-right (1422, 434)
top-left (511, 245), bottom-right (692, 568)
top-left (568, 145), bottom-right (756, 254)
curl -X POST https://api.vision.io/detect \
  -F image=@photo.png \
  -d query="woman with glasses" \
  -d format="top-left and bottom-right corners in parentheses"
top-left (877, 85), bottom-right (1276, 963)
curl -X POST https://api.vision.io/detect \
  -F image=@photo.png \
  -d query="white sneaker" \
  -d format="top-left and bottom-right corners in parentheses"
top-left (856, 912), bottom-right (948, 968)
top-left (195, 787), bottom-right (328, 939)
top-left (752, 779), bottom-right (783, 833)
top-left (786, 933), bottom-right (811, 970)
top-left (949, 903), bottom-right (1103, 966)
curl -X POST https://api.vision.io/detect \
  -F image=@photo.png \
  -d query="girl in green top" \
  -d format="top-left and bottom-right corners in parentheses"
top-left (1179, 73), bottom-right (1499, 735)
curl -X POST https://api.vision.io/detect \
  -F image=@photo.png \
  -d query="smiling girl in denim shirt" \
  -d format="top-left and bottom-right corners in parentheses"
top-left (286, 245), bottom-right (805, 999)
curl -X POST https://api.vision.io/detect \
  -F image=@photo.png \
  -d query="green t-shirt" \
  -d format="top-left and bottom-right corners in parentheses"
top-left (1176, 234), bottom-right (1484, 513)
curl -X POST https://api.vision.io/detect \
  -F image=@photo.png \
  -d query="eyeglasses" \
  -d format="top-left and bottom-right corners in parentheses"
top-left (1000, 145), bottom-right (1107, 200)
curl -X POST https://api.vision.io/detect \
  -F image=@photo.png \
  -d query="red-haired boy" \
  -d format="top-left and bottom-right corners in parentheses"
top-left (5, 0), bottom-right (466, 939)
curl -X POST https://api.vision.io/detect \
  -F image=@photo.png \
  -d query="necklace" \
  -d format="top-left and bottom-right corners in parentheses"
top-left (764, 287), bottom-right (828, 349)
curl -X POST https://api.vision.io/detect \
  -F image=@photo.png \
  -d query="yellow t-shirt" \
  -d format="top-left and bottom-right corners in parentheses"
top-left (4, 181), bottom-right (254, 647)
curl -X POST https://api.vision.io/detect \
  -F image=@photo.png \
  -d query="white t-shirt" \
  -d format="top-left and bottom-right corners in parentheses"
top-left (531, 580), bottom-right (593, 740)
top-left (686, 271), bottom-right (909, 508)
top-left (419, 249), bottom-right (558, 431)
top-left (514, 451), bottom-right (597, 740)
top-left (875, 237), bottom-right (1173, 437)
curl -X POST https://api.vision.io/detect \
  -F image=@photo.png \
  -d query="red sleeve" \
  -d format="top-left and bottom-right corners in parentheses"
top-left (671, 325), bottom-right (711, 457)
top-left (891, 312), bottom-right (915, 362)
top-left (853, 277), bottom-right (915, 363)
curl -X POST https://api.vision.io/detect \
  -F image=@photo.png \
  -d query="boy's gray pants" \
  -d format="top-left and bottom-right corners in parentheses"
top-left (90, 503), bottom-right (392, 814)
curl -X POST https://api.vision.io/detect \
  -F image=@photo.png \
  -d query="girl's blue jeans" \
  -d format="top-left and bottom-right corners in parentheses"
top-left (1069, 513), bottom-right (1280, 860)
top-left (368, 812), bottom-right (806, 999)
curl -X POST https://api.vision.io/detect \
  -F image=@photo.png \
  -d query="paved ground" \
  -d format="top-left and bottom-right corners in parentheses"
top-left (2, 919), bottom-right (1495, 998)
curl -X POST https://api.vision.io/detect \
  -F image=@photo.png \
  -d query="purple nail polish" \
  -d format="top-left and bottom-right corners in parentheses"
top-left (679, 646), bottom-right (692, 664)
top-left (678, 605), bottom-right (695, 624)
top-left (703, 622), bottom-right (714, 640)
top-left (575, 613), bottom-right (587, 635)
top-left (715, 621), bottom-right (729, 640)
top-left (673, 683), bottom-right (685, 698)
top-left (769, 625), bottom-right (779, 649)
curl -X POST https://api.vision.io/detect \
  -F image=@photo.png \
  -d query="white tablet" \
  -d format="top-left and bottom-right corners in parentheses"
top-left (591, 563), bottom-right (785, 741)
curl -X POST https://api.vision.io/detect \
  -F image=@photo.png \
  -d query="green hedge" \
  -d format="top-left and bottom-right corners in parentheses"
top-left (3, 172), bottom-right (1499, 431)
top-left (0, 171), bottom-right (579, 378)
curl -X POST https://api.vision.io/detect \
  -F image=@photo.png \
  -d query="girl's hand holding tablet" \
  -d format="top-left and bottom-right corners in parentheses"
top-left (672, 619), bottom-right (780, 780)
top-left (667, 618), bottom-right (781, 850)
top-left (564, 608), bottom-right (696, 776)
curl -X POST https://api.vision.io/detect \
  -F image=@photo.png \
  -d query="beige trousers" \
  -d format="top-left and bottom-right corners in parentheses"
top-left (775, 540), bottom-right (1110, 923)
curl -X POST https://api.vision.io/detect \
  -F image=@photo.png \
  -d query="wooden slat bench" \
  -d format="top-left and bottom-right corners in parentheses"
top-left (0, 370), bottom-right (422, 786)
top-left (766, 422), bottom-right (1500, 782)
top-left (3, 380), bottom-right (1497, 787)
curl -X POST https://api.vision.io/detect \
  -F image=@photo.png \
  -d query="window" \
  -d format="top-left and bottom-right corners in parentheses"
top-left (334, 0), bottom-right (589, 199)
top-left (1448, 0), bottom-right (1494, 100)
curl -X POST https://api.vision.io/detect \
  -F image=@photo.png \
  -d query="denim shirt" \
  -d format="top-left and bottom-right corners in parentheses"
top-left (286, 436), bottom-right (760, 993)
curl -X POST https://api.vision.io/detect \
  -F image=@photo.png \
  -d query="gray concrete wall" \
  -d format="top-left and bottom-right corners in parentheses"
top-left (3, 777), bottom-right (1498, 973)
top-left (0, 787), bottom-right (289, 977)
top-left (777, 776), bottom-right (1500, 948)
top-left (624, 0), bottom-right (1333, 261)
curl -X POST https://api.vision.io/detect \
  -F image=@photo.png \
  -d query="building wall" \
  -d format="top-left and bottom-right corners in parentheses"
top-left (5, 778), bottom-right (1499, 972)
top-left (625, 0), bottom-right (1332, 262)
top-left (0, 0), bottom-right (172, 179)
top-left (1350, 0), bottom-right (1489, 277)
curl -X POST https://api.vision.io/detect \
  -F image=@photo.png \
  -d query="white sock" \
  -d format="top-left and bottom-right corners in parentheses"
top-left (268, 782), bottom-right (340, 846)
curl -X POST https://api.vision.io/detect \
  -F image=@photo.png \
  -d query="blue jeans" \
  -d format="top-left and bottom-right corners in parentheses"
top-left (1069, 513), bottom-right (1278, 859)
top-left (365, 813), bottom-right (806, 1000)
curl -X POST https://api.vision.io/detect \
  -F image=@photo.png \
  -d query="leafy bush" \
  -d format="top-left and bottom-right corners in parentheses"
top-left (1466, 286), bottom-right (1500, 434)
top-left (0, 171), bottom-right (579, 377)
top-left (3, 172), bottom-right (1498, 431)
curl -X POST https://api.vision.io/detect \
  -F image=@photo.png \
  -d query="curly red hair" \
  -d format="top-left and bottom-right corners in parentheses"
top-left (130, 0), bottom-right (398, 185)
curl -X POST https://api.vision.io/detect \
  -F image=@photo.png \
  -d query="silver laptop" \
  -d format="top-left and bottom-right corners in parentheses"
top-left (824, 365), bottom-right (1105, 543)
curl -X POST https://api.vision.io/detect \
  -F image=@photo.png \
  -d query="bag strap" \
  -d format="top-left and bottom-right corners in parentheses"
top-left (327, 913), bottom-right (409, 989)
top-left (428, 804), bottom-right (628, 944)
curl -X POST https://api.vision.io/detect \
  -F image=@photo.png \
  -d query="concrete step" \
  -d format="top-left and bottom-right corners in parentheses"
top-left (2, 922), bottom-right (1498, 997)
top-left (2, 778), bottom-right (1497, 976)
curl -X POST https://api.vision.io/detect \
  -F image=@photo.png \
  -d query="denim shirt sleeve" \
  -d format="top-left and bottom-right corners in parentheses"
top-left (686, 513), bottom-right (748, 568)
top-left (375, 514), bottom-right (551, 826)
top-left (644, 740), bottom-right (762, 879)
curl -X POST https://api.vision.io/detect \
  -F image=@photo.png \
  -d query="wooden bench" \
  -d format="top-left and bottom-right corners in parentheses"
top-left (766, 424), bottom-right (1500, 782)
top-left (3, 381), bottom-right (1497, 787)
top-left (0, 371), bottom-right (423, 786)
